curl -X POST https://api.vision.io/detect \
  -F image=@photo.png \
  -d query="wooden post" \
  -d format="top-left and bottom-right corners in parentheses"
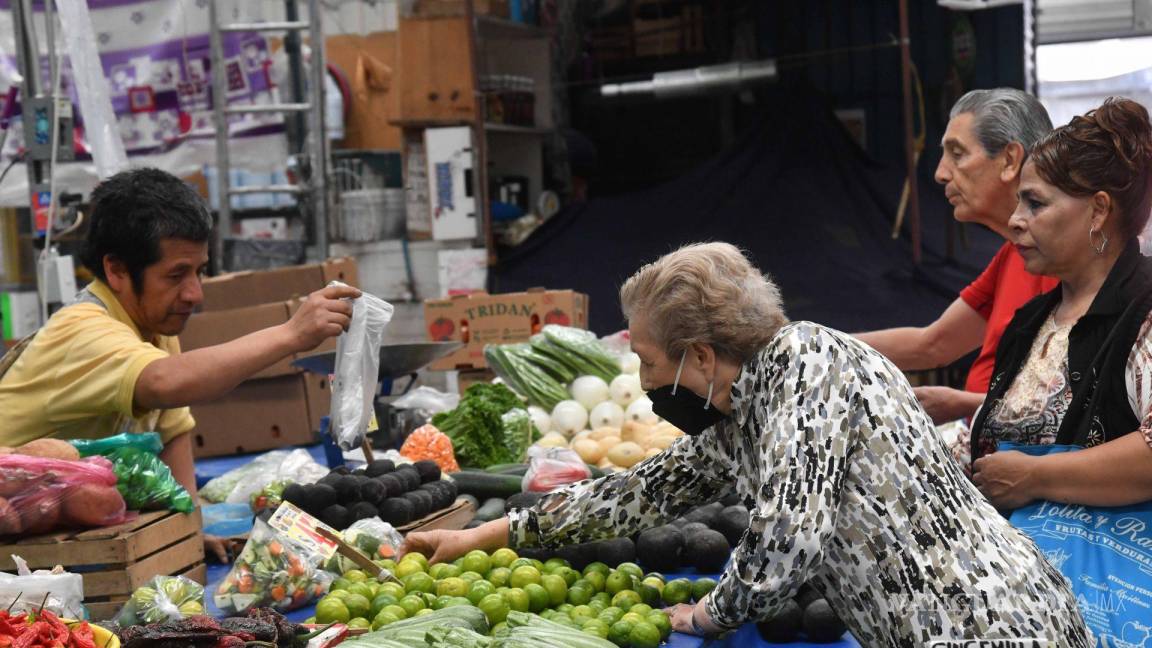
top-left (898, 0), bottom-right (921, 264)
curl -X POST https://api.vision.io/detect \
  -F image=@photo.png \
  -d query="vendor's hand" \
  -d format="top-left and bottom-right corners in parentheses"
top-left (204, 535), bottom-right (241, 563)
top-left (912, 386), bottom-right (980, 424)
top-left (284, 284), bottom-right (361, 351)
top-left (665, 603), bottom-right (698, 635)
top-left (399, 529), bottom-right (478, 565)
top-left (972, 450), bottom-right (1041, 510)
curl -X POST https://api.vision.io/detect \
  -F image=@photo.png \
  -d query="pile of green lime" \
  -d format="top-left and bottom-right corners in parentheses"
top-left (308, 548), bottom-right (719, 647)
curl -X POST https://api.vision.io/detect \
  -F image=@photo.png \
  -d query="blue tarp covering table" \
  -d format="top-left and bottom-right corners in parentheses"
top-left (194, 444), bottom-right (328, 489)
top-left (202, 564), bottom-right (858, 647)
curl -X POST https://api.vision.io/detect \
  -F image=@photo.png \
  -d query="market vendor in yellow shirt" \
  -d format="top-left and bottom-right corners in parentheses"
top-left (0, 168), bottom-right (359, 498)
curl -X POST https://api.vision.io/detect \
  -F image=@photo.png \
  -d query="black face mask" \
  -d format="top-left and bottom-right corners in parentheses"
top-left (647, 351), bottom-right (728, 436)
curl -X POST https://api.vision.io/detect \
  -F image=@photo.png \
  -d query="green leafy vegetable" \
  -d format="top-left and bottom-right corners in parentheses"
top-left (431, 383), bottom-right (534, 468)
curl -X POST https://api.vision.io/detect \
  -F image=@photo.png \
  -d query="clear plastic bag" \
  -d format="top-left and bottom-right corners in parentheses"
top-left (522, 447), bottom-right (592, 493)
top-left (321, 517), bottom-right (404, 574)
top-left (115, 575), bottom-right (205, 626)
top-left (201, 450), bottom-right (291, 503)
top-left (71, 432), bottom-right (194, 513)
top-left (392, 386), bottom-right (460, 417)
top-left (213, 517), bottom-right (334, 614)
top-left (0, 455), bottom-right (129, 536)
top-left (0, 557), bottom-right (84, 619)
top-left (329, 282), bottom-right (394, 450)
top-left (219, 449), bottom-right (329, 505)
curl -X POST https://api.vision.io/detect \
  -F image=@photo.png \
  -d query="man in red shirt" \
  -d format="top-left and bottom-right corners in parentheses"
top-left (858, 89), bottom-right (1057, 423)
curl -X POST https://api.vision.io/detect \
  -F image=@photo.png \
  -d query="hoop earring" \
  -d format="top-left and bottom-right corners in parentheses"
top-left (1090, 228), bottom-right (1109, 255)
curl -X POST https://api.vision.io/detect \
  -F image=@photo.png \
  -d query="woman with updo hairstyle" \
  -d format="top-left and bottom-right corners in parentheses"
top-left (969, 97), bottom-right (1152, 510)
top-left (404, 243), bottom-right (1092, 645)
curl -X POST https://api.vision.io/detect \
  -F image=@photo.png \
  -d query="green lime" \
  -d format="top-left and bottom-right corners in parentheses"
top-left (584, 571), bottom-right (606, 593)
top-left (647, 611), bottom-right (673, 639)
top-left (638, 583), bottom-right (662, 607)
top-left (598, 607), bottom-right (624, 625)
top-left (582, 618), bottom-right (611, 639)
top-left (587, 599), bottom-right (607, 613)
top-left (630, 603), bottom-right (653, 616)
top-left (343, 569), bottom-right (368, 583)
top-left (490, 548), bottom-right (518, 569)
top-left (370, 609), bottom-right (401, 630)
top-left (503, 587), bottom-right (530, 613)
top-left (460, 570), bottom-right (484, 584)
top-left (421, 592), bottom-right (439, 608)
top-left (436, 577), bottom-right (469, 598)
top-left (346, 618), bottom-right (370, 630)
top-left (592, 592), bottom-right (613, 607)
top-left (432, 594), bottom-right (453, 610)
top-left (544, 557), bottom-right (570, 573)
top-left (468, 579), bottom-right (496, 605)
top-left (403, 572), bottom-right (436, 594)
top-left (612, 590), bottom-right (642, 610)
top-left (342, 593), bottom-right (371, 620)
top-left (567, 584), bottom-right (593, 606)
top-left (509, 558), bottom-right (535, 572)
top-left (692, 577), bottom-right (718, 602)
top-left (395, 560), bottom-right (425, 579)
top-left (397, 595), bottom-right (426, 618)
top-left (607, 620), bottom-right (634, 646)
top-left (572, 613), bottom-right (595, 627)
top-left (428, 563), bottom-right (452, 580)
top-left (378, 583), bottom-right (406, 600)
top-left (329, 577), bottom-right (352, 592)
top-left (616, 562), bottom-right (644, 582)
top-left (303, 617), bottom-right (316, 625)
top-left (662, 578), bottom-right (692, 606)
top-left (491, 621), bottom-right (508, 637)
top-left (629, 621), bottom-right (661, 648)
top-left (509, 565), bottom-right (542, 589)
top-left (477, 593), bottom-right (510, 625)
top-left (605, 571), bottom-right (635, 596)
top-left (381, 604), bottom-right (408, 620)
top-left (415, 608), bottom-right (434, 617)
top-left (402, 552), bottom-right (430, 569)
top-left (557, 567), bottom-right (581, 587)
top-left (557, 603), bottom-right (575, 614)
top-left (523, 583), bottom-right (550, 612)
top-left (347, 583), bottom-right (374, 601)
top-left (529, 559), bottom-right (545, 572)
top-left (438, 563), bottom-right (463, 579)
top-left (377, 559), bottom-right (397, 572)
top-left (641, 576), bottom-right (665, 591)
top-left (620, 612), bottom-right (646, 626)
top-left (571, 604), bottom-right (596, 619)
top-left (444, 596), bottom-right (472, 608)
top-left (315, 598), bottom-right (350, 625)
top-left (462, 550), bottom-right (493, 575)
top-left (540, 574), bottom-right (568, 607)
top-left (487, 567), bottom-right (512, 588)
top-left (583, 562), bottom-right (611, 577)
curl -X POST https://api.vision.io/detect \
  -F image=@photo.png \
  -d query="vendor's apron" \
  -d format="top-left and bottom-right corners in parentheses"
top-left (0, 288), bottom-right (161, 434)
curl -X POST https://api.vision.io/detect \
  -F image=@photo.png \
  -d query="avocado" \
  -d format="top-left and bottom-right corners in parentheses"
top-left (440, 479), bottom-right (459, 501)
top-left (681, 522), bottom-right (710, 537)
top-left (504, 491), bottom-right (544, 512)
top-left (403, 490), bottom-right (434, 518)
top-left (394, 467), bottom-right (421, 493)
top-left (319, 504), bottom-right (350, 530)
top-left (360, 479), bottom-right (387, 505)
top-left (317, 473), bottom-right (342, 488)
top-left (420, 483), bottom-right (451, 510)
top-left (636, 526), bottom-right (683, 572)
top-left (756, 599), bottom-right (803, 643)
top-left (379, 498), bottom-right (415, 526)
top-left (801, 598), bottom-right (847, 642)
top-left (687, 529), bottom-right (731, 573)
top-left (463, 518), bottom-right (485, 530)
top-left (720, 492), bottom-right (742, 507)
top-left (331, 466), bottom-right (351, 476)
top-left (714, 505), bottom-right (750, 547)
top-left (281, 483), bottom-right (308, 508)
top-left (308, 484), bottom-right (338, 512)
top-left (683, 502), bottom-right (723, 528)
top-left (795, 581), bottom-right (823, 611)
top-left (556, 542), bottom-right (598, 571)
top-left (377, 474), bottom-right (403, 498)
top-left (366, 459), bottom-right (396, 478)
top-left (518, 547), bottom-right (552, 561)
top-left (352, 468), bottom-right (367, 477)
top-left (413, 460), bottom-right (442, 483)
top-left (596, 537), bottom-right (636, 567)
top-left (333, 475), bottom-right (362, 504)
top-left (670, 517), bottom-right (691, 528)
top-left (348, 501), bottom-right (378, 522)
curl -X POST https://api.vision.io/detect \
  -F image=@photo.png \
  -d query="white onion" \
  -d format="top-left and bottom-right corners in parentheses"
top-left (527, 406), bottom-right (551, 435)
top-left (625, 396), bottom-right (658, 425)
top-left (570, 375), bottom-right (610, 410)
top-left (589, 401), bottom-right (625, 429)
top-left (551, 400), bottom-right (589, 436)
top-left (620, 352), bottom-right (641, 375)
top-left (609, 374), bottom-right (643, 407)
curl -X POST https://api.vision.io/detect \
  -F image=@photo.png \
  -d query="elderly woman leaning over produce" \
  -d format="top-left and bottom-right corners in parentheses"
top-left (402, 242), bottom-right (1092, 646)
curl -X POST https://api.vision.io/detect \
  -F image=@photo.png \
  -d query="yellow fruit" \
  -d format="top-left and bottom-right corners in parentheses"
top-left (597, 436), bottom-right (621, 454)
top-left (572, 439), bottom-right (604, 464)
top-left (620, 421), bottom-right (653, 444)
top-left (589, 427), bottom-right (619, 441)
top-left (648, 435), bottom-right (677, 450)
top-left (607, 442), bottom-right (645, 468)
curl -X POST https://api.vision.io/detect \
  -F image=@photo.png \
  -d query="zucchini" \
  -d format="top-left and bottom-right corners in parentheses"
top-left (363, 606), bottom-right (489, 638)
top-left (485, 463), bottom-right (530, 476)
top-left (474, 497), bottom-right (506, 522)
top-left (452, 470), bottom-right (523, 499)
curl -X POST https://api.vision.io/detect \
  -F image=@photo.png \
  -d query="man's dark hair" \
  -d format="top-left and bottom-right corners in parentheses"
top-left (82, 167), bottom-right (212, 293)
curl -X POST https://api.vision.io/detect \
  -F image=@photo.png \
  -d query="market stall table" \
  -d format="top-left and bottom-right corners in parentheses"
top-left (202, 564), bottom-right (858, 647)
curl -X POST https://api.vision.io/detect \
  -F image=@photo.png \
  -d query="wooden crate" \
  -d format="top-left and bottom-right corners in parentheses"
top-left (0, 510), bottom-right (206, 620)
top-left (398, 498), bottom-right (476, 534)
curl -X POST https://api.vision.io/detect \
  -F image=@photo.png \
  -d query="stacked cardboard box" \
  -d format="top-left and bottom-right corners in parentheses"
top-left (423, 288), bottom-right (588, 371)
top-left (179, 258), bottom-right (358, 457)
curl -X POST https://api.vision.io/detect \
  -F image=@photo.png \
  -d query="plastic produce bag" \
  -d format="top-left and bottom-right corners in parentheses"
top-left (321, 517), bottom-right (404, 574)
top-left (0, 557), bottom-right (84, 619)
top-left (115, 575), bottom-right (205, 626)
top-left (201, 450), bottom-right (291, 503)
top-left (329, 282), bottom-right (394, 450)
top-left (399, 424), bottom-right (460, 473)
top-left (0, 455), bottom-right (129, 537)
top-left (71, 432), bottom-right (193, 513)
top-left (213, 517), bottom-right (334, 614)
top-left (250, 480), bottom-right (291, 515)
top-left (217, 449), bottom-right (329, 505)
top-left (202, 503), bottom-right (255, 538)
top-left (522, 447), bottom-right (592, 493)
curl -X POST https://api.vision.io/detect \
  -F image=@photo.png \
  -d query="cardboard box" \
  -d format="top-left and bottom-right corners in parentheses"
top-left (456, 368), bottom-right (496, 394)
top-left (406, 0), bottom-right (509, 19)
top-left (191, 375), bottom-right (316, 457)
top-left (200, 257), bottom-right (358, 311)
top-left (424, 288), bottom-right (588, 370)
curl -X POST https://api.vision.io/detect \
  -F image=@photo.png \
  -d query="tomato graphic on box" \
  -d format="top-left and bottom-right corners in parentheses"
top-left (543, 309), bottom-right (570, 326)
top-left (429, 317), bottom-right (455, 341)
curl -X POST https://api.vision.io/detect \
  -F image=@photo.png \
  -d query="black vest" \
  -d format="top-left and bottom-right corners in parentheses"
top-left (970, 241), bottom-right (1152, 460)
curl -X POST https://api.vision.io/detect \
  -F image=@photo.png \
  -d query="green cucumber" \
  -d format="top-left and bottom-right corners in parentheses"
top-left (450, 471), bottom-right (523, 500)
top-left (474, 497), bottom-right (506, 522)
top-left (484, 463), bottom-right (530, 475)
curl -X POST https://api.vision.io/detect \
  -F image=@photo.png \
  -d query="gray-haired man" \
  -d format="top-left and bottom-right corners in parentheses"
top-left (858, 88), bottom-right (1057, 428)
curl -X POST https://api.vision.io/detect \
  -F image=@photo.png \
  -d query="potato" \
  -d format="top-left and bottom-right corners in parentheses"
top-left (589, 427), bottom-right (619, 441)
top-left (648, 435), bottom-right (678, 451)
top-left (17, 439), bottom-right (79, 461)
top-left (0, 470), bottom-right (38, 498)
top-left (62, 484), bottom-right (125, 527)
top-left (607, 441), bottom-right (645, 468)
top-left (620, 421), bottom-right (653, 444)
top-left (0, 497), bottom-right (22, 535)
top-left (572, 438), bottom-right (604, 464)
top-left (19, 490), bottom-right (62, 535)
top-left (0, 447), bottom-right (14, 454)
top-left (596, 436), bottom-right (621, 454)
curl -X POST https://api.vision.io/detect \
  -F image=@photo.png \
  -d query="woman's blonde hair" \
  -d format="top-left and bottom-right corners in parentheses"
top-left (619, 242), bottom-right (788, 363)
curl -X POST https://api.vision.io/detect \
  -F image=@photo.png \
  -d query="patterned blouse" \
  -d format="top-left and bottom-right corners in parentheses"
top-left (508, 322), bottom-right (1092, 647)
top-left (980, 312), bottom-right (1152, 456)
